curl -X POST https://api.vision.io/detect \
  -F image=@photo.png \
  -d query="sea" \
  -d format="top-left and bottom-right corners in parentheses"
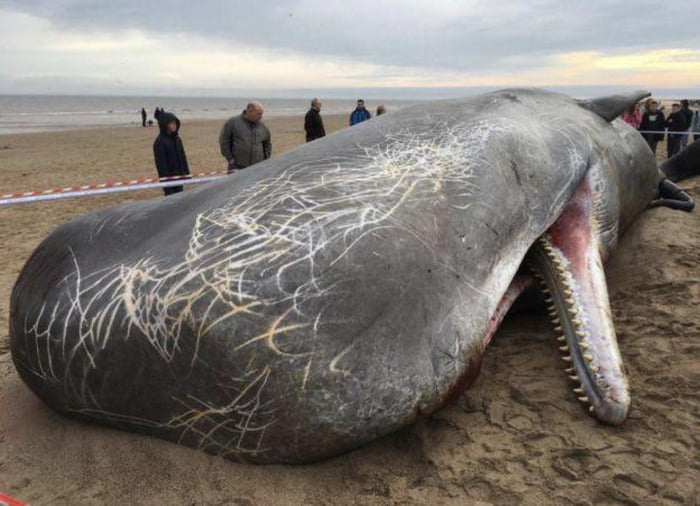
top-left (0, 95), bottom-right (420, 135)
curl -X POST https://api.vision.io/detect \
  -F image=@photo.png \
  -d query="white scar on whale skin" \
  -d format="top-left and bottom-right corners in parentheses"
top-left (67, 366), bottom-right (276, 459)
top-left (21, 121), bottom-right (514, 456)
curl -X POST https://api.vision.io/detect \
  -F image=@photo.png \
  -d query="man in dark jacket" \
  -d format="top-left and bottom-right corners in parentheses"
top-left (153, 112), bottom-right (190, 196)
top-left (349, 99), bottom-right (371, 126)
top-left (141, 107), bottom-right (147, 127)
top-left (304, 98), bottom-right (325, 142)
top-left (666, 103), bottom-right (689, 158)
top-left (639, 100), bottom-right (666, 154)
top-left (219, 101), bottom-right (272, 173)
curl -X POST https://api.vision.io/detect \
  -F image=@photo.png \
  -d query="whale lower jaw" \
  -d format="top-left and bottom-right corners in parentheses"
top-left (526, 170), bottom-right (630, 425)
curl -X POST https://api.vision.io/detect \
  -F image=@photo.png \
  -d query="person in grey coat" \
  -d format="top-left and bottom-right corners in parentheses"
top-left (219, 101), bottom-right (272, 173)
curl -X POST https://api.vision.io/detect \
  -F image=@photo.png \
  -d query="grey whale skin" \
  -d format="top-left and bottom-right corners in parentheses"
top-left (11, 89), bottom-right (660, 464)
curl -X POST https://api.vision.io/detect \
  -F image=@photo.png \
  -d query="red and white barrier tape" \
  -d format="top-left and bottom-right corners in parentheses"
top-left (0, 492), bottom-right (28, 506)
top-left (0, 171), bottom-right (227, 207)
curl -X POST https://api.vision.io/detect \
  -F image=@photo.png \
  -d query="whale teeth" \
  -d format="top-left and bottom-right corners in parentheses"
top-left (575, 330), bottom-right (586, 337)
top-left (590, 365), bottom-right (600, 373)
top-left (574, 387), bottom-right (583, 394)
top-left (583, 353), bottom-right (594, 363)
top-left (562, 355), bottom-right (572, 362)
top-left (589, 406), bottom-right (595, 413)
top-left (557, 335), bottom-right (566, 342)
top-left (565, 297), bottom-right (575, 305)
top-left (551, 318), bottom-right (560, 325)
top-left (579, 342), bottom-right (589, 350)
top-left (545, 297), bottom-right (553, 304)
top-left (569, 375), bottom-right (579, 381)
top-left (559, 345), bottom-right (568, 352)
top-left (563, 289), bottom-right (573, 296)
top-left (566, 368), bottom-right (574, 374)
top-left (572, 319), bottom-right (582, 326)
top-left (578, 396), bottom-right (590, 403)
top-left (569, 308), bottom-right (578, 315)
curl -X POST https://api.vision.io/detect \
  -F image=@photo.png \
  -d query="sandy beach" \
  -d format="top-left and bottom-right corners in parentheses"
top-left (0, 115), bottom-right (698, 505)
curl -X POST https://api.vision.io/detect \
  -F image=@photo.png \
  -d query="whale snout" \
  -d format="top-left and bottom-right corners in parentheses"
top-left (591, 377), bottom-right (630, 426)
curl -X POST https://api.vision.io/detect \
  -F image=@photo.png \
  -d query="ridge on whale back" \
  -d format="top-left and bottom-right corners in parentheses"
top-left (9, 88), bottom-right (695, 463)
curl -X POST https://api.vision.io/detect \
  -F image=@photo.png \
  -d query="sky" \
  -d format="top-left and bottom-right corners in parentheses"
top-left (0, 0), bottom-right (698, 97)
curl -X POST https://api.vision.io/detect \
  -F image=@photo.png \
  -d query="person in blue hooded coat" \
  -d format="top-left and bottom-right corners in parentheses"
top-left (349, 99), bottom-right (371, 126)
top-left (153, 112), bottom-right (190, 196)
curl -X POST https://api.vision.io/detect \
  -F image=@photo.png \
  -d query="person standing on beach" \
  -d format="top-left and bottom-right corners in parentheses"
top-left (620, 103), bottom-right (642, 129)
top-left (304, 98), bottom-right (325, 142)
top-left (639, 100), bottom-right (665, 154)
top-left (349, 99), bottom-right (371, 126)
top-left (691, 106), bottom-right (700, 143)
top-left (141, 108), bottom-right (147, 127)
top-left (153, 112), bottom-right (190, 196)
top-left (219, 101), bottom-right (272, 174)
top-left (679, 100), bottom-right (693, 149)
top-left (376, 104), bottom-right (386, 116)
top-left (666, 103), bottom-right (688, 158)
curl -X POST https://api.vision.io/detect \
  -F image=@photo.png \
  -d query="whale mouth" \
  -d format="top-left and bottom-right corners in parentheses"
top-left (525, 172), bottom-right (630, 425)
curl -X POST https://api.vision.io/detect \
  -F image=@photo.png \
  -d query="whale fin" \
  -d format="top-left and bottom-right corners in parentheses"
top-left (659, 139), bottom-right (700, 183)
top-left (578, 90), bottom-right (651, 122)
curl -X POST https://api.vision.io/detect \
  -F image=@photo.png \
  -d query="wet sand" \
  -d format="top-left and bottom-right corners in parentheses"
top-left (0, 115), bottom-right (698, 505)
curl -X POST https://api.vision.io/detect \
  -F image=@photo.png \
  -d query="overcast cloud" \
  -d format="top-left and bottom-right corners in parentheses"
top-left (1, 0), bottom-right (698, 94)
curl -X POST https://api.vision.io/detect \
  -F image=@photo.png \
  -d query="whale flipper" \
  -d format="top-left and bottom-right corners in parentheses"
top-left (660, 139), bottom-right (700, 182)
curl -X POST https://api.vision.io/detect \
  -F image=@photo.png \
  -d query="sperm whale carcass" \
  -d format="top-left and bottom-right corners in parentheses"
top-left (10, 89), bottom-right (688, 463)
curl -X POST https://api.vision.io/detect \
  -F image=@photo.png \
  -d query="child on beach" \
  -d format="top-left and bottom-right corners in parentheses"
top-left (153, 112), bottom-right (191, 196)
